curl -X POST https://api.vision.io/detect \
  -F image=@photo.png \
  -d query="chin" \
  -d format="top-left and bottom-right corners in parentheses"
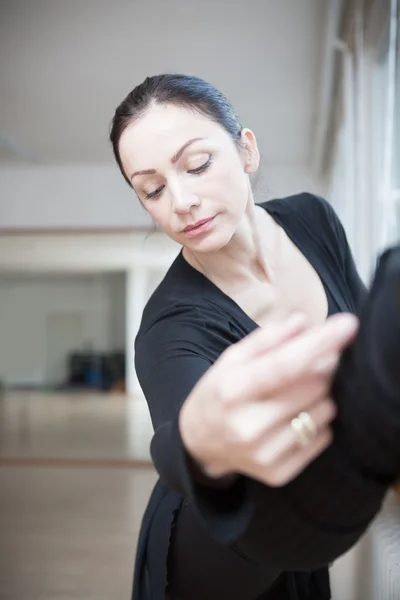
top-left (184, 230), bottom-right (232, 254)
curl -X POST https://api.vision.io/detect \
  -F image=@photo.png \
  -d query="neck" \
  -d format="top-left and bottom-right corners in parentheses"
top-left (183, 192), bottom-right (276, 288)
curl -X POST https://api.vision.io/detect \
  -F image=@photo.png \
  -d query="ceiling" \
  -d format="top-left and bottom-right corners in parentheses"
top-left (0, 0), bottom-right (327, 166)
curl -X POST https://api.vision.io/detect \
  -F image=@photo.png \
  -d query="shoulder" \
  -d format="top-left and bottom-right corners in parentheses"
top-left (135, 299), bottom-right (233, 394)
top-left (263, 192), bottom-right (340, 228)
top-left (262, 192), bottom-right (346, 249)
top-left (138, 253), bottom-right (204, 336)
top-left (135, 257), bottom-right (233, 363)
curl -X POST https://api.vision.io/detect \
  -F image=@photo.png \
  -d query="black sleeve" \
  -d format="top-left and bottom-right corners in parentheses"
top-left (229, 199), bottom-right (399, 568)
top-left (333, 247), bottom-right (400, 481)
top-left (135, 306), bottom-right (254, 539)
top-left (138, 253), bottom-right (400, 571)
top-left (317, 193), bottom-right (368, 310)
top-left (235, 248), bottom-right (400, 570)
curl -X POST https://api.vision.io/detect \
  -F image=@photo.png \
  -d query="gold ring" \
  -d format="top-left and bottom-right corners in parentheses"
top-left (291, 411), bottom-right (317, 447)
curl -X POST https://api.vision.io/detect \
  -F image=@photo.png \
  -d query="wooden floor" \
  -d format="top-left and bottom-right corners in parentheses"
top-left (0, 392), bottom-right (157, 600)
top-left (2, 392), bottom-right (399, 599)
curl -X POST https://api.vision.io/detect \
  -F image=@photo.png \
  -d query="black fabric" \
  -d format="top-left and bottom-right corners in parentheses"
top-left (132, 193), bottom-right (400, 600)
top-left (165, 499), bottom-right (332, 600)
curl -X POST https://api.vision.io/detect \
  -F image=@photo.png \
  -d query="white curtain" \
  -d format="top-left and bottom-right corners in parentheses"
top-left (325, 3), bottom-right (400, 599)
top-left (326, 0), bottom-right (399, 281)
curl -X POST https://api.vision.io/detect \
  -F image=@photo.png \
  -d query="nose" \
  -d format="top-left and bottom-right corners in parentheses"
top-left (171, 181), bottom-right (200, 214)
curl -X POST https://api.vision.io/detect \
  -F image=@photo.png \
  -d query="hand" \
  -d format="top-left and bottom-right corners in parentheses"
top-left (179, 312), bottom-right (359, 487)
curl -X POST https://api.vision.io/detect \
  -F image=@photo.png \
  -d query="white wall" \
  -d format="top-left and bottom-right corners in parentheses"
top-left (0, 0), bottom-right (325, 164)
top-left (0, 273), bottom-right (124, 387)
top-left (255, 164), bottom-right (326, 200)
top-left (0, 164), bottom-right (152, 228)
top-left (0, 164), bottom-right (326, 229)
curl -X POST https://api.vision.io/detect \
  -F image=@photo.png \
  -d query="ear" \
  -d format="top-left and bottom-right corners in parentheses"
top-left (240, 128), bottom-right (260, 174)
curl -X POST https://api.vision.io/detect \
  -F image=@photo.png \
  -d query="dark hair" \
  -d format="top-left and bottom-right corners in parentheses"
top-left (109, 73), bottom-right (244, 187)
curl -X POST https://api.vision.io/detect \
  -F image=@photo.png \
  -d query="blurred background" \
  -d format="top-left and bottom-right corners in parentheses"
top-left (0, 0), bottom-right (399, 598)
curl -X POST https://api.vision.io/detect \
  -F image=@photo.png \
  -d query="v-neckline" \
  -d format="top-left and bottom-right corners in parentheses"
top-left (178, 201), bottom-right (340, 332)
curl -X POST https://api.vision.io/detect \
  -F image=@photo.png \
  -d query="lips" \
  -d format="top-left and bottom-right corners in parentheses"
top-left (184, 217), bottom-right (213, 233)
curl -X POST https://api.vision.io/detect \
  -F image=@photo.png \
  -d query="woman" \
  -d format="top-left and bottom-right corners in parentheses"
top-left (109, 74), bottom-right (400, 600)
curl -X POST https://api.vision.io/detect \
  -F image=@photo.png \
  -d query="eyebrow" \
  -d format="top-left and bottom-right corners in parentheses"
top-left (129, 137), bottom-right (206, 181)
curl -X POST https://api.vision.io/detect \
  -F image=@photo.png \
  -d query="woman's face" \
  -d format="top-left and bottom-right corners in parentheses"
top-left (118, 103), bottom-right (259, 253)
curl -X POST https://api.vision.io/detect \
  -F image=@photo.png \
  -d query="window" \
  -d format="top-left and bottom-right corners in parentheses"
top-left (372, 0), bottom-right (400, 247)
top-left (393, 14), bottom-right (400, 191)
top-left (327, 0), bottom-right (399, 278)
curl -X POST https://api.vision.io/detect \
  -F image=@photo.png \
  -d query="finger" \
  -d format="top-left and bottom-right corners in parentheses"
top-left (219, 314), bottom-right (309, 405)
top-left (264, 429), bottom-right (333, 487)
top-left (226, 349), bottom-right (339, 406)
top-left (312, 352), bottom-right (341, 376)
top-left (257, 377), bottom-right (331, 426)
top-left (305, 396), bottom-right (337, 429)
top-left (244, 314), bottom-right (358, 399)
top-left (231, 312), bottom-right (308, 361)
top-left (285, 313), bottom-right (359, 365)
top-left (252, 398), bottom-right (336, 466)
top-left (225, 380), bottom-right (332, 448)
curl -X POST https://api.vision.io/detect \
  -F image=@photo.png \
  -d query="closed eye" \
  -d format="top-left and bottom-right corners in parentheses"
top-left (188, 155), bottom-right (212, 175)
top-left (145, 186), bottom-right (164, 200)
top-left (144, 155), bottom-right (212, 200)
